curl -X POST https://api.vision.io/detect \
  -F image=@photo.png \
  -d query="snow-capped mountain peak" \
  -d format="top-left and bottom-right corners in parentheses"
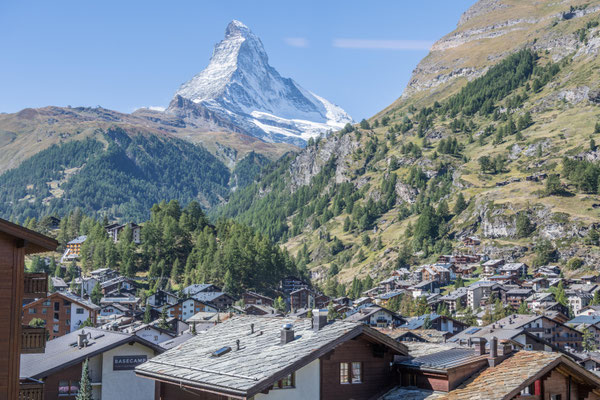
top-left (170, 20), bottom-right (352, 146)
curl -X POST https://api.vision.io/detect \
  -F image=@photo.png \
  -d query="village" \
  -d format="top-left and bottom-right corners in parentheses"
top-left (3, 218), bottom-right (600, 400)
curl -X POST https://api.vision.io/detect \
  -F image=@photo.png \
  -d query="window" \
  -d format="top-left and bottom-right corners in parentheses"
top-left (340, 362), bottom-right (362, 384)
top-left (273, 373), bottom-right (295, 389)
top-left (76, 308), bottom-right (84, 315)
top-left (340, 362), bottom-right (350, 384)
top-left (351, 362), bottom-right (362, 383)
top-left (550, 395), bottom-right (561, 400)
top-left (43, 300), bottom-right (50, 306)
top-left (28, 308), bottom-right (36, 314)
top-left (54, 302), bottom-right (60, 311)
top-left (58, 380), bottom-right (79, 397)
top-left (53, 325), bottom-right (59, 333)
top-left (42, 308), bottom-right (47, 314)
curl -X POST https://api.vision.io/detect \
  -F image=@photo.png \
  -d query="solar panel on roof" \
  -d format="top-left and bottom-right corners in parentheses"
top-left (212, 346), bottom-right (232, 357)
top-left (465, 327), bottom-right (481, 334)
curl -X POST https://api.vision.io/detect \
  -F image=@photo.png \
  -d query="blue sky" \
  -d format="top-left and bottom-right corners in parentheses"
top-left (0, 1), bottom-right (475, 120)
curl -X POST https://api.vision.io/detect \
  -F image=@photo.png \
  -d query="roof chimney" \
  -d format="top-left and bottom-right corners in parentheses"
top-left (472, 337), bottom-right (487, 356)
top-left (281, 323), bottom-right (294, 345)
top-left (313, 309), bottom-right (327, 331)
top-left (250, 323), bottom-right (255, 334)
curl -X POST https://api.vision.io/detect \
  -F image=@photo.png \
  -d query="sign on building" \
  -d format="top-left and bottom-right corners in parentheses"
top-left (113, 355), bottom-right (148, 371)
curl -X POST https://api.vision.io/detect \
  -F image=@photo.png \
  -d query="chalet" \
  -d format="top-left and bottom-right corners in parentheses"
top-left (499, 262), bottom-right (528, 277)
top-left (488, 274), bottom-right (519, 285)
top-left (568, 291), bottom-right (594, 314)
top-left (135, 313), bottom-right (408, 400)
top-left (129, 324), bottom-right (177, 345)
top-left (314, 293), bottom-right (331, 309)
top-left (191, 291), bottom-right (236, 310)
top-left (0, 218), bottom-right (57, 399)
top-left (90, 267), bottom-right (119, 283)
top-left (490, 314), bottom-right (583, 352)
top-left (482, 259), bottom-right (505, 276)
top-left (20, 327), bottom-right (163, 400)
top-left (505, 288), bottom-right (534, 307)
top-left (462, 236), bottom-right (481, 246)
top-left (579, 305), bottom-right (600, 316)
top-left (417, 264), bottom-right (451, 285)
top-left (22, 291), bottom-right (99, 339)
top-left (242, 291), bottom-right (274, 307)
top-left (401, 313), bottom-right (468, 335)
top-left (391, 268), bottom-right (410, 278)
top-left (164, 298), bottom-right (218, 321)
top-left (182, 283), bottom-right (222, 297)
top-left (394, 349), bottom-right (600, 399)
top-left (99, 303), bottom-right (131, 318)
top-left (51, 276), bottom-right (68, 292)
top-left (100, 294), bottom-right (140, 310)
top-left (100, 276), bottom-right (135, 295)
top-left (379, 276), bottom-right (401, 292)
top-left (438, 254), bottom-right (480, 265)
top-left (65, 235), bottom-right (86, 257)
top-left (244, 304), bottom-right (279, 316)
top-left (453, 264), bottom-right (478, 278)
top-left (566, 315), bottom-right (600, 347)
top-left (146, 289), bottom-right (179, 308)
top-left (535, 265), bottom-right (561, 278)
top-left (439, 287), bottom-right (468, 313)
top-left (345, 305), bottom-right (406, 328)
top-left (280, 275), bottom-right (310, 294)
top-left (409, 280), bottom-right (440, 297)
top-left (105, 222), bottom-right (141, 244)
top-left (526, 292), bottom-right (556, 313)
top-left (290, 287), bottom-right (315, 310)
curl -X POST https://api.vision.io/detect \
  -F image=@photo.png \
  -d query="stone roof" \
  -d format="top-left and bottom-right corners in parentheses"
top-left (380, 328), bottom-right (450, 343)
top-left (402, 342), bottom-right (461, 358)
top-left (435, 351), bottom-right (600, 400)
top-left (135, 315), bottom-right (407, 398)
top-left (67, 235), bottom-right (87, 245)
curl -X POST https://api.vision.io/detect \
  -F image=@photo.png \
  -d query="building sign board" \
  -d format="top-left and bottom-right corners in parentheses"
top-left (113, 355), bottom-right (148, 370)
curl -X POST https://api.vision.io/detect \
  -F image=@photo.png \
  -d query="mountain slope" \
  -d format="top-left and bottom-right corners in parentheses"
top-left (0, 126), bottom-right (233, 221)
top-left (168, 20), bottom-right (353, 146)
top-left (217, 0), bottom-right (600, 287)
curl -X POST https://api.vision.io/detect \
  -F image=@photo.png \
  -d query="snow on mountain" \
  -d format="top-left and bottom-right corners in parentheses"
top-left (170, 20), bottom-right (352, 145)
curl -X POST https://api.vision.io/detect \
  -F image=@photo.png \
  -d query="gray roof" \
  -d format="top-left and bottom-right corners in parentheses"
top-left (21, 327), bottom-right (162, 379)
top-left (160, 332), bottom-right (196, 350)
top-left (191, 291), bottom-right (232, 302)
top-left (182, 284), bottom-right (220, 295)
top-left (60, 291), bottom-right (100, 310)
top-left (399, 347), bottom-right (485, 371)
top-left (51, 277), bottom-right (67, 288)
top-left (135, 315), bottom-right (407, 398)
top-left (67, 235), bottom-right (87, 245)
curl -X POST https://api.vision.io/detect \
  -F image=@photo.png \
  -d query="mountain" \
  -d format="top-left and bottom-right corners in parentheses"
top-left (216, 0), bottom-right (600, 289)
top-left (167, 20), bottom-right (353, 146)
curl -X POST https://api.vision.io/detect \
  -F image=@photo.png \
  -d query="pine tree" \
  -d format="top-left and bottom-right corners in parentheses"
top-left (90, 283), bottom-right (102, 305)
top-left (170, 258), bottom-right (181, 285)
top-left (423, 315), bottom-right (433, 329)
top-left (454, 192), bottom-right (467, 215)
top-left (591, 290), bottom-right (600, 306)
top-left (76, 359), bottom-right (92, 400)
top-left (583, 327), bottom-right (597, 352)
top-left (517, 301), bottom-right (529, 315)
top-left (158, 308), bottom-right (169, 329)
top-left (273, 296), bottom-right (286, 313)
top-left (143, 303), bottom-right (152, 324)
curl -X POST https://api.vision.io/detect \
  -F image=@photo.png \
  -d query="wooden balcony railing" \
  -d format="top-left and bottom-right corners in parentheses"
top-left (24, 272), bottom-right (47, 298)
top-left (21, 325), bottom-right (46, 354)
top-left (19, 379), bottom-right (44, 400)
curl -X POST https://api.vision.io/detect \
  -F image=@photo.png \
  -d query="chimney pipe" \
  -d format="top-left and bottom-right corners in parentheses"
top-left (236, 339), bottom-right (240, 351)
top-left (78, 330), bottom-right (91, 349)
top-left (250, 323), bottom-right (255, 334)
top-left (313, 309), bottom-right (327, 331)
top-left (490, 336), bottom-right (498, 358)
top-left (281, 323), bottom-right (294, 344)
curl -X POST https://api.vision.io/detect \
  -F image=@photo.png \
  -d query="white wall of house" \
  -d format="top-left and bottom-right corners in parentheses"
top-left (70, 303), bottom-right (92, 332)
top-left (101, 342), bottom-right (156, 400)
top-left (255, 359), bottom-right (320, 400)
top-left (134, 326), bottom-right (174, 344)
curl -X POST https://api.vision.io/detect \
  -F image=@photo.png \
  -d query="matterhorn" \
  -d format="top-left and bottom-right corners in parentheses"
top-left (167, 20), bottom-right (353, 146)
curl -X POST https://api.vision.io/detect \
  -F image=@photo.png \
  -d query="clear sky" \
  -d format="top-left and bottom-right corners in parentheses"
top-left (0, 1), bottom-right (475, 120)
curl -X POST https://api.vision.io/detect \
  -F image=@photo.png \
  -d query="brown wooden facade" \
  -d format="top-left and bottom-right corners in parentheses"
top-left (0, 218), bottom-right (57, 400)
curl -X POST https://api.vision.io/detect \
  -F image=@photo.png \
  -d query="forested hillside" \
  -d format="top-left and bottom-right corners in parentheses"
top-left (216, 0), bottom-right (600, 288)
top-left (0, 128), bottom-right (231, 221)
top-left (29, 200), bottom-right (304, 298)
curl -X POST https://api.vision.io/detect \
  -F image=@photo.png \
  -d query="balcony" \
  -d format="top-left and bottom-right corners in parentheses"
top-left (21, 325), bottom-right (46, 354)
top-left (19, 378), bottom-right (44, 400)
top-left (24, 273), bottom-right (48, 299)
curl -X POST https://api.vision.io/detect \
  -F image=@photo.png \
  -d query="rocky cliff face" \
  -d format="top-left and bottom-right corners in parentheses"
top-left (169, 20), bottom-right (353, 146)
